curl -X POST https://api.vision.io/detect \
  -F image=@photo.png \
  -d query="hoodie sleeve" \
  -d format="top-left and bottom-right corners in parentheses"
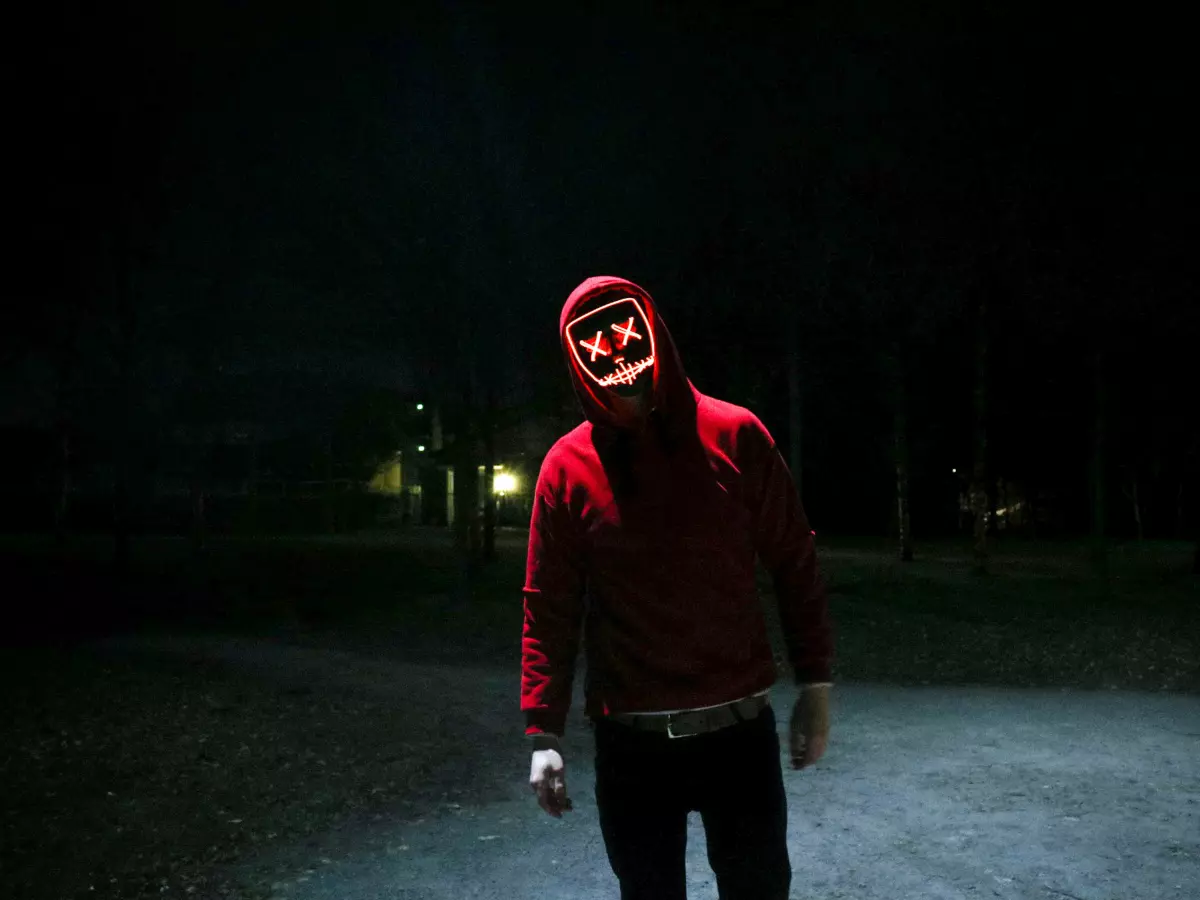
top-left (743, 416), bottom-right (834, 685)
top-left (520, 457), bottom-right (586, 737)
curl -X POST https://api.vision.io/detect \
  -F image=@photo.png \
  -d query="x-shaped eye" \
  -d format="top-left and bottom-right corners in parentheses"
top-left (580, 331), bottom-right (610, 362)
top-left (611, 317), bottom-right (642, 348)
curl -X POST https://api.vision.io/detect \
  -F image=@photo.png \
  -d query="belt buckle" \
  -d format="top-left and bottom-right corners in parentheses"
top-left (666, 710), bottom-right (701, 739)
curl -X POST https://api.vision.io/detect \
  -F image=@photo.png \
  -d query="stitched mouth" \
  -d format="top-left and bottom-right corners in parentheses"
top-left (597, 355), bottom-right (654, 388)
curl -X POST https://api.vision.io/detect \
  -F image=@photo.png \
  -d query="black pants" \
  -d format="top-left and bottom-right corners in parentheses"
top-left (593, 702), bottom-right (791, 900)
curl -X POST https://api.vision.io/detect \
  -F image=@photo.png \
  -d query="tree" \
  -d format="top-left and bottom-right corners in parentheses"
top-left (50, 321), bottom-right (80, 546)
top-left (785, 303), bottom-right (803, 501)
top-left (1120, 467), bottom-right (1145, 543)
top-left (332, 388), bottom-right (412, 483)
top-left (971, 295), bottom-right (989, 576)
top-left (884, 344), bottom-right (913, 562)
top-left (762, 31), bottom-right (966, 559)
top-left (79, 4), bottom-right (182, 574)
top-left (481, 380), bottom-right (498, 563)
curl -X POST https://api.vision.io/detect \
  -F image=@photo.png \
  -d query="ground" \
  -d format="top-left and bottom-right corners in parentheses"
top-left (1, 531), bottom-right (1197, 899)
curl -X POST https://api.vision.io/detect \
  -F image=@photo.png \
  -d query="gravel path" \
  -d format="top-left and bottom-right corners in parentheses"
top-left (99, 633), bottom-right (1200, 900)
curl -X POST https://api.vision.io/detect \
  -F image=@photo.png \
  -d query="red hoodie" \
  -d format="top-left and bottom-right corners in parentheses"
top-left (520, 276), bottom-right (833, 737)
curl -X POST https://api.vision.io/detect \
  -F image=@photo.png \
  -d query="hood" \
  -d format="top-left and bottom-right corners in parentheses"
top-left (560, 276), bottom-right (699, 434)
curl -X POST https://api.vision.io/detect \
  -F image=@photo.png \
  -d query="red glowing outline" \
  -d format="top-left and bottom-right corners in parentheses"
top-left (566, 296), bottom-right (657, 392)
top-left (612, 316), bottom-right (642, 347)
top-left (580, 330), bottom-right (610, 361)
top-left (598, 356), bottom-right (654, 387)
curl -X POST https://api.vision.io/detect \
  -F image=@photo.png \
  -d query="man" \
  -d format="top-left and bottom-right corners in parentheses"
top-left (521, 275), bottom-right (833, 900)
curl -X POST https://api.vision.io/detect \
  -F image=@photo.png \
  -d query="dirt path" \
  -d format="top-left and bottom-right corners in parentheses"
top-left (101, 633), bottom-right (1200, 900)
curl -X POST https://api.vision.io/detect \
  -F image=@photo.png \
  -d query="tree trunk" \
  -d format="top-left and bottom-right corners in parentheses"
top-left (1091, 346), bottom-right (1108, 582)
top-left (453, 429), bottom-right (480, 608)
top-left (482, 385), bottom-right (497, 563)
top-left (452, 438), bottom-right (467, 552)
top-left (888, 346), bottom-right (912, 562)
top-left (190, 477), bottom-right (207, 553)
top-left (1177, 481), bottom-right (1185, 540)
top-left (1027, 481), bottom-right (1039, 539)
top-left (324, 432), bottom-right (336, 534)
top-left (53, 335), bottom-right (74, 547)
top-left (453, 418), bottom-right (480, 557)
top-left (189, 433), bottom-right (208, 554)
top-left (112, 266), bottom-right (135, 581)
top-left (248, 430), bottom-right (260, 537)
top-left (55, 432), bottom-right (71, 548)
top-left (1128, 477), bottom-right (1143, 541)
top-left (972, 297), bottom-right (989, 575)
top-left (786, 303), bottom-right (802, 499)
top-left (454, 329), bottom-right (481, 570)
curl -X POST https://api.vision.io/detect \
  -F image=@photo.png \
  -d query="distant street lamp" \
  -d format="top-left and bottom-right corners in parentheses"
top-left (494, 472), bottom-right (518, 495)
top-left (417, 403), bottom-right (424, 411)
top-left (418, 445), bottom-right (426, 452)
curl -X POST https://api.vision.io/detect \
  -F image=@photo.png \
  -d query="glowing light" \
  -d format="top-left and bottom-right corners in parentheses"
top-left (612, 316), bottom-right (642, 346)
top-left (418, 445), bottom-right (426, 452)
top-left (598, 356), bottom-right (655, 387)
top-left (565, 296), bottom-right (657, 393)
top-left (494, 472), bottom-right (518, 494)
top-left (581, 331), bottom-right (610, 361)
top-left (952, 468), bottom-right (957, 474)
top-left (417, 403), bottom-right (424, 411)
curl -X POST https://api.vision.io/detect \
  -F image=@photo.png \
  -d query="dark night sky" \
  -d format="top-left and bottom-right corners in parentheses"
top-left (3, 1), bottom-right (1195, 534)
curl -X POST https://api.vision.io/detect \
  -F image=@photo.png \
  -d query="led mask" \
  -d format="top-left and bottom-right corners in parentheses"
top-left (565, 295), bottom-right (657, 398)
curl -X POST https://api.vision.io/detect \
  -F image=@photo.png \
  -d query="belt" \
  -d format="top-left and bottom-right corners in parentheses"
top-left (606, 694), bottom-right (769, 739)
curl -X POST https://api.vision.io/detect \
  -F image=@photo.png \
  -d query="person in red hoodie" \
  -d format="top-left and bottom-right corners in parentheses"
top-left (522, 276), bottom-right (833, 900)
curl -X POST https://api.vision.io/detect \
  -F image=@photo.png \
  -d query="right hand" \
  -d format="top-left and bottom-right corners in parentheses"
top-left (529, 745), bottom-right (573, 818)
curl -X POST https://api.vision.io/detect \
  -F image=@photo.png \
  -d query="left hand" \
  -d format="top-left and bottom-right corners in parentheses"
top-left (789, 685), bottom-right (830, 769)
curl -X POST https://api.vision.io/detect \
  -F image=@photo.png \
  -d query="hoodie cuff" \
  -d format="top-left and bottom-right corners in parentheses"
top-left (525, 710), bottom-right (567, 738)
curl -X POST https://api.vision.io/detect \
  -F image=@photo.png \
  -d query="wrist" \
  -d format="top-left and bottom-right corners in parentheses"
top-left (530, 733), bottom-right (562, 751)
top-left (798, 683), bottom-right (832, 700)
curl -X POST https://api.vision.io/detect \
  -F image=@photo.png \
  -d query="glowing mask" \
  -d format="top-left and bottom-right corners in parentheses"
top-left (565, 296), bottom-right (657, 398)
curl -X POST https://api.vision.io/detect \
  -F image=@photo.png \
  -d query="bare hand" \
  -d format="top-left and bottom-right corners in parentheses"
top-left (790, 686), bottom-right (830, 769)
top-left (529, 746), bottom-right (573, 818)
